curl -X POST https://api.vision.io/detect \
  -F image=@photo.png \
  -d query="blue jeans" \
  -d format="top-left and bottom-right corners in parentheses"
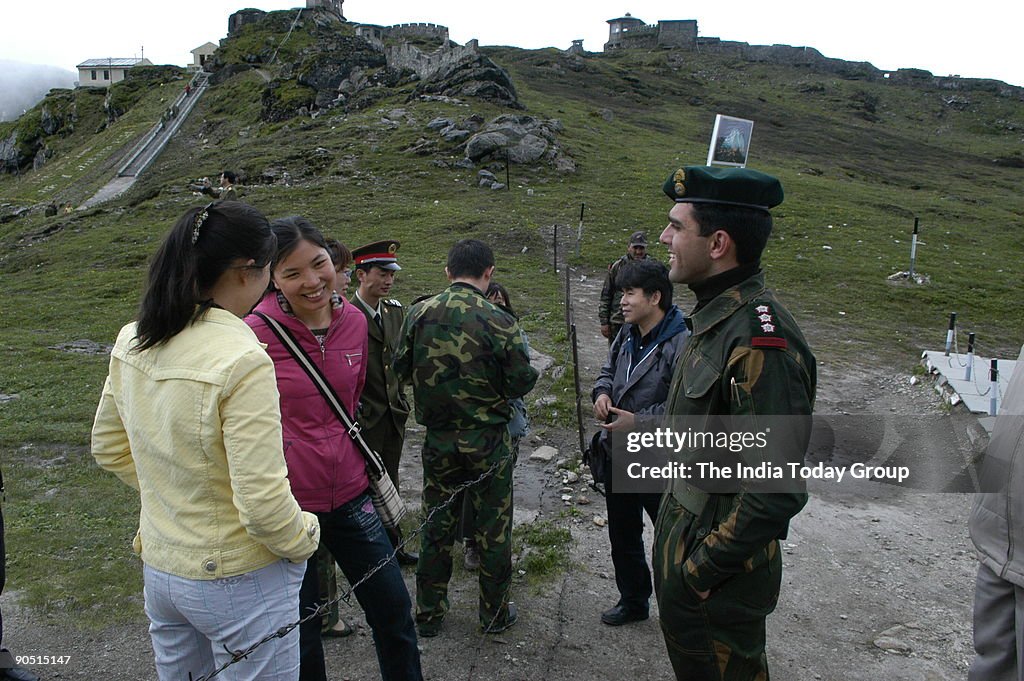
top-left (144, 558), bottom-right (306, 681)
top-left (299, 491), bottom-right (422, 681)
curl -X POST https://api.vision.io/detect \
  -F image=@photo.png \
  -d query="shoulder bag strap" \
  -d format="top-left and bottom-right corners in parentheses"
top-left (252, 311), bottom-right (387, 480)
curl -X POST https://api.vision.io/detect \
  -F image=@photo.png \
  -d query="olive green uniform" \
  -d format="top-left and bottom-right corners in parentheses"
top-left (353, 295), bottom-right (410, 492)
top-left (654, 271), bottom-right (816, 680)
top-left (394, 282), bottom-right (538, 630)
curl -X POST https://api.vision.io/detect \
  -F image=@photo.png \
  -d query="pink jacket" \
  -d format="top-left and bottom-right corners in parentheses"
top-left (247, 294), bottom-right (370, 512)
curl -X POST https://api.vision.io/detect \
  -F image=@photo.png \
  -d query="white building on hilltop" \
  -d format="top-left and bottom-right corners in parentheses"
top-left (76, 57), bottom-right (152, 88)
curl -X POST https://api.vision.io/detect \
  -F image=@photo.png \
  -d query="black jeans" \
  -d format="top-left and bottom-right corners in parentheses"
top-left (605, 472), bottom-right (660, 611)
top-left (298, 491), bottom-right (422, 681)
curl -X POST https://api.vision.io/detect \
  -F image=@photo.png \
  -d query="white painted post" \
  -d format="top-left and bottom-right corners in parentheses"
top-left (965, 332), bottom-right (976, 381)
top-left (944, 312), bottom-right (956, 356)
top-left (909, 217), bottom-right (919, 278)
top-left (990, 360), bottom-right (999, 416)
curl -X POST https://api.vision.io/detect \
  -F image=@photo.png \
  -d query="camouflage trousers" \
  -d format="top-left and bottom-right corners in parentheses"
top-left (653, 494), bottom-right (782, 681)
top-left (416, 427), bottom-right (514, 629)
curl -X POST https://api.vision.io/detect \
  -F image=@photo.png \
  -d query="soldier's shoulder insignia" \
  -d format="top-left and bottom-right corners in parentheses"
top-left (384, 298), bottom-right (402, 307)
top-left (749, 300), bottom-right (787, 350)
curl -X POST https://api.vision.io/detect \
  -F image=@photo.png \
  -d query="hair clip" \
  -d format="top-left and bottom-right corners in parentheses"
top-left (192, 202), bottom-right (214, 245)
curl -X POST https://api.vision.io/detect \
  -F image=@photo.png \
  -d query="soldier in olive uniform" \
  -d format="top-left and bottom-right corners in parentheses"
top-left (654, 166), bottom-right (816, 680)
top-left (394, 239), bottom-right (538, 638)
top-left (350, 240), bottom-right (418, 566)
top-left (599, 231), bottom-right (651, 344)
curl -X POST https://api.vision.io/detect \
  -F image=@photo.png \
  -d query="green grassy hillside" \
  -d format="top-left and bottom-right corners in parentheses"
top-left (0, 10), bottom-right (1021, 623)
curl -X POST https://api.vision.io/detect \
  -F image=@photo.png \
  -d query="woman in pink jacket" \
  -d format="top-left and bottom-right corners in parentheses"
top-left (246, 216), bottom-right (422, 681)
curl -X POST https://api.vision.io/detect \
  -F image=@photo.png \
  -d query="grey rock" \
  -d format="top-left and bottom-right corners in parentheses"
top-left (555, 156), bottom-right (577, 174)
top-left (441, 128), bottom-right (471, 143)
top-left (466, 131), bottom-right (509, 162)
top-left (508, 133), bottom-right (548, 164)
top-left (490, 182), bottom-right (507, 191)
top-left (0, 131), bottom-right (20, 173)
top-left (477, 169), bottom-right (497, 181)
top-left (454, 158), bottom-right (476, 169)
top-left (530, 446), bottom-right (559, 463)
top-left (479, 178), bottom-right (496, 189)
top-left (427, 117), bottom-right (454, 130)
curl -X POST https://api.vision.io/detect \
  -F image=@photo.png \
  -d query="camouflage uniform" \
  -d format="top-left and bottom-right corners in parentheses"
top-left (654, 270), bottom-right (816, 681)
top-left (599, 254), bottom-right (650, 342)
top-left (394, 282), bottom-right (538, 630)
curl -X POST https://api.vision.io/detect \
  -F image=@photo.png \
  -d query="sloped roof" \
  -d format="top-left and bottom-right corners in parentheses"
top-left (76, 57), bottom-right (146, 68)
top-left (191, 42), bottom-right (218, 54)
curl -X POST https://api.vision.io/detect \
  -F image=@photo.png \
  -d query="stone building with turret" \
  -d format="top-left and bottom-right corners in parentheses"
top-left (604, 14), bottom-right (697, 51)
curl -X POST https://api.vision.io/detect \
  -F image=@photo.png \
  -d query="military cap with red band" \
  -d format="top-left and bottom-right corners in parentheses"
top-left (351, 239), bottom-right (402, 271)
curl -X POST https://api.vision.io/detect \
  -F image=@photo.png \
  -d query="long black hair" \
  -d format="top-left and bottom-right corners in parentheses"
top-left (134, 201), bottom-right (274, 351)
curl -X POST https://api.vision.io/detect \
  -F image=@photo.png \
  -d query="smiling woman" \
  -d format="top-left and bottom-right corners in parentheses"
top-left (245, 215), bottom-right (423, 681)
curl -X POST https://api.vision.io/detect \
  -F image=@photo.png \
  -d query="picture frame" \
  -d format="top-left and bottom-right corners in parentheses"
top-left (706, 114), bottom-right (754, 167)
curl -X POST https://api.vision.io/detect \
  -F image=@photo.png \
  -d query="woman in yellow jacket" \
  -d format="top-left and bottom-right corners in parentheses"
top-left (91, 201), bottom-right (320, 681)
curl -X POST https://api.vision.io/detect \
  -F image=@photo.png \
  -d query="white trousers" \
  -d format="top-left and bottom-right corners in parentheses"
top-left (970, 561), bottom-right (1024, 681)
top-left (143, 559), bottom-right (305, 681)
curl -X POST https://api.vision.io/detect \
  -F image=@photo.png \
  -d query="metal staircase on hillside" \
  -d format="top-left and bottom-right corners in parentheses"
top-left (80, 71), bottom-right (210, 209)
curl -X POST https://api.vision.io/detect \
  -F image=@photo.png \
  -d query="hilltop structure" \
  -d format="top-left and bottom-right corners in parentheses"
top-left (306, 0), bottom-right (344, 19)
top-left (604, 14), bottom-right (697, 51)
top-left (76, 58), bottom-right (152, 88)
top-left (190, 43), bottom-right (218, 71)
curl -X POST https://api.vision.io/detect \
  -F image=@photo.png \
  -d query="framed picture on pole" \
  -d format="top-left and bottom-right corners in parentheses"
top-left (706, 114), bottom-right (754, 167)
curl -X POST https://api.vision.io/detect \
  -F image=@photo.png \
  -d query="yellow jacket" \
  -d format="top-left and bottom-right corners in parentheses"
top-left (91, 308), bottom-right (319, 579)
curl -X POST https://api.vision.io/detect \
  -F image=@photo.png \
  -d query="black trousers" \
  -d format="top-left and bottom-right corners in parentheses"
top-left (605, 472), bottom-right (660, 610)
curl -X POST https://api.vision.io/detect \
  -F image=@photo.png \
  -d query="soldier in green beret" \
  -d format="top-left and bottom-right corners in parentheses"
top-left (350, 239), bottom-right (418, 566)
top-left (599, 230), bottom-right (651, 344)
top-left (654, 166), bottom-right (817, 680)
top-left (394, 239), bottom-right (538, 638)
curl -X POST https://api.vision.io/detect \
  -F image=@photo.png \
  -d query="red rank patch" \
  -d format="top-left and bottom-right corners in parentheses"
top-left (751, 336), bottom-right (788, 350)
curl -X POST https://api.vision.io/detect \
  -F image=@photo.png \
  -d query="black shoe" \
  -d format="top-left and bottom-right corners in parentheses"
top-left (417, 617), bottom-right (443, 638)
top-left (2, 667), bottom-right (41, 681)
top-left (600, 603), bottom-right (649, 626)
top-left (396, 549), bottom-right (419, 566)
top-left (482, 602), bottom-right (518, 634)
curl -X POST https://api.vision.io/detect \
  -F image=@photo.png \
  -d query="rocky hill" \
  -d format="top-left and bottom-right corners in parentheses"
top-left (0, 5), bottom-right (1022, 444)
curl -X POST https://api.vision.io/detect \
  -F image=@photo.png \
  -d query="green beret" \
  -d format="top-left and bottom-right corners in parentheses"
top-left (662, 166), bottom-right (784, 211)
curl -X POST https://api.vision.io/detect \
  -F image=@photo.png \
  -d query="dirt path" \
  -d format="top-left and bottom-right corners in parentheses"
top-left (1, 264), bottom-right (976, 680)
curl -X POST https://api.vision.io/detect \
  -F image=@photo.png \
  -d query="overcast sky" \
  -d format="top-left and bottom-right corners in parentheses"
top-left (2, 1), bottom-right (1021, 87)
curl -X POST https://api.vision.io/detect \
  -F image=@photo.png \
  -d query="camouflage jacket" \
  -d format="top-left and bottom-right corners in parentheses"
top-left (599, 254), bottom-right (650, 326)
top-left (393, 282), bottom-right (539, 432)
top-left (666, 270), bottom-right (816, 594)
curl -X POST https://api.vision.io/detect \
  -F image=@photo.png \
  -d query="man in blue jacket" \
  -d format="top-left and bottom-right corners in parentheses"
top-left (592, 259), bottom-right (689, 626)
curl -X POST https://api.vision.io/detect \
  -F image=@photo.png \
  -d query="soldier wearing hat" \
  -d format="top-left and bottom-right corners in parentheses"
top-left (599, 230), bottom-right (651, 344)
top-left (654, 166), bottom-right (816, 680)
top-left (350, 239), bottom-right (417, 566)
